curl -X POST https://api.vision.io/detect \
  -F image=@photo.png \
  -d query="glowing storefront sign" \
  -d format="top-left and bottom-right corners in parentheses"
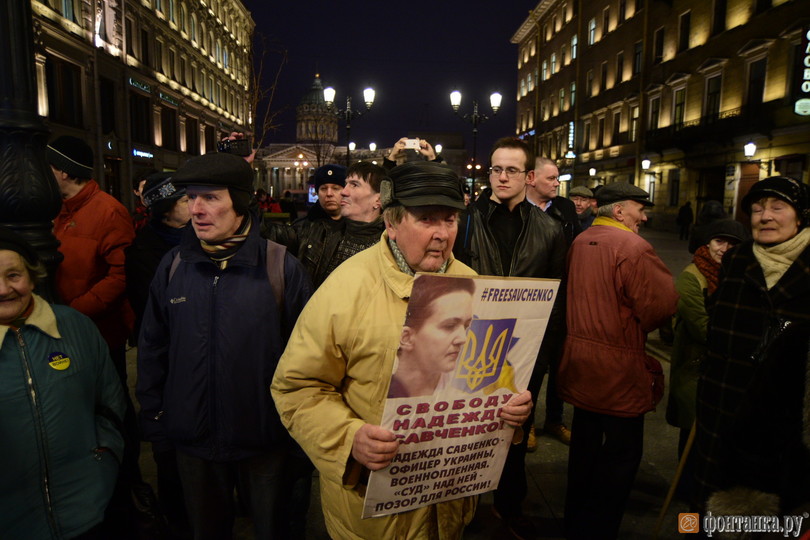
top-left (132, 148), bottom-right (154, 159)
top-left (794, 27), bottom-right (810, 116)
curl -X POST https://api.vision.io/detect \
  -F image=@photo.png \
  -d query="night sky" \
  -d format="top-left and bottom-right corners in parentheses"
top-left (241, 1), bottom-right (536, 161)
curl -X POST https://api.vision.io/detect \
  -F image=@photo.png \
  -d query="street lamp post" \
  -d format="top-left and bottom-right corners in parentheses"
top-left (449, 90), bottom-right (502, 171)
top-left (324, 86), bottom-right (375, 166)
top-left (0, 0), bottom-right (63, 301)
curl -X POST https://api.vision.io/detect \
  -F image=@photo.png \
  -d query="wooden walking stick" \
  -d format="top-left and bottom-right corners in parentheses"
top-left (653, 421), bottom-right (696, 539)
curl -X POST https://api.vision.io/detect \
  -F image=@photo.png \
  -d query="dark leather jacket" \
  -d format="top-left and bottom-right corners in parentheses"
top-left (263, 205), bottom-right (385, 287)
top-left (455, 190), bottom-right (568, 366)
top-left (455, 189), bottom-right (567, 279)
top-left (542, 196), bottom-right (581, 246)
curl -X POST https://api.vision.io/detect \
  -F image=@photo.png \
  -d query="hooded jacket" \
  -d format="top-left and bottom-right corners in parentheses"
top-left (0, 296), bottom-right (125, 539)
top-left (272, 234), bottom-right (477, 539)
top-left (136, 220), bottom-right (313, 461)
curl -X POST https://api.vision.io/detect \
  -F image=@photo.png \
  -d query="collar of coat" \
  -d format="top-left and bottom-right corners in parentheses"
top-left (0, 294), bottom-right (61, 349)
top-left (592, 215), bottom-right (634, 233)
top-left (61, 180), bottom-right (100, 214)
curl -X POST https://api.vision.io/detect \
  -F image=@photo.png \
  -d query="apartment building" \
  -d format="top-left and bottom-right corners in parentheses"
top-left (513, 0), bottom-right (809, 227)
top-left (32, 0), bottom-right (254, 207)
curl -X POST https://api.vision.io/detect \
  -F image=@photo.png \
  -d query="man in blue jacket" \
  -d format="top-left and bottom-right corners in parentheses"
top-left (136, 152), bottom-right (313, 539)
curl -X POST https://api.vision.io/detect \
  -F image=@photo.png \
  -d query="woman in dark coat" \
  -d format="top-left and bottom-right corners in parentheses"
top-left (124, 172), bottom-right (190, 535)
top-left (126, 173), bottom-right (189, 337)
top-left (667, 219), bottom-right (747, 498)
top-left (694, 176), bottom-right (810, 518)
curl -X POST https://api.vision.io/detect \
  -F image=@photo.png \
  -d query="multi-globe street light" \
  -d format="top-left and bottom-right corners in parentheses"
top-left (449, 90), bottom-right (502, 174)
top-left (323, 85), bottom-right (375, 166)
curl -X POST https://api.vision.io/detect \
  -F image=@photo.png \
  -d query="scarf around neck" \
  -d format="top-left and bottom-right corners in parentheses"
top-left (387, 237), bottom-right (449, 276)
top-left (200, 215), bottom-right (251, 269)
top-left (692, 244), bottom-right (721, 295)
top-left (753, 227), bottom-right (810, 289)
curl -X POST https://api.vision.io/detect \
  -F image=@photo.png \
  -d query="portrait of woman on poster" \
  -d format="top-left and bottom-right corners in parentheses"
top-left (387, 276), bottom-right (475, 399)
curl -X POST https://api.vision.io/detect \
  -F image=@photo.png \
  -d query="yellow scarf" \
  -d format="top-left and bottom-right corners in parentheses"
top-left (752, 227), bottom-right (810, 289)
top-left (592, 215), bottom-right (634, 233)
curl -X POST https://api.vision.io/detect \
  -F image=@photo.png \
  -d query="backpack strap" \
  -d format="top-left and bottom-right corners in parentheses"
top-left (167, 242), bottom-right (286, 314)
top-left (168, 251), bottom-right (182, 282)
top-left (265, 239), bottom-right (286, 313)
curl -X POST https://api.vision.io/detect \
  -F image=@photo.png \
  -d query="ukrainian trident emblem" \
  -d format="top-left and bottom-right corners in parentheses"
top-left (454, 318), bottom-right (518, 393)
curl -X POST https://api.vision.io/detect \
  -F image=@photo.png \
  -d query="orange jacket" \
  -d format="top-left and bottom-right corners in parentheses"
top-left (54, 180), bottom-right (135, 349)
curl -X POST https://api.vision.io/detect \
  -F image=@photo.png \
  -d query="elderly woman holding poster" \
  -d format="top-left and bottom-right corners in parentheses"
top-left (271, 162), bottom-right (532, 540)
top-left (388, 276), bottom-right (475, 399)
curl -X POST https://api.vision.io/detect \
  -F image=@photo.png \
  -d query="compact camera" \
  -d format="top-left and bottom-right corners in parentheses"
top-left (403, 138), bottom-right (421, 150)
top-left (217, 137), bottom-right (252, 157)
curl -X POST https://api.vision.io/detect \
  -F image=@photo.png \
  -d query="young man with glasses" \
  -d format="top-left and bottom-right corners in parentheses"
top-left (454, 137), bottom-right (566, 540)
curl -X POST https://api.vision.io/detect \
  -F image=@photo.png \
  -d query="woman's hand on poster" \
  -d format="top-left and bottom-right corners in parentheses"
top-left (499, 390), bottom-right (533, 427)
top-left (352, 424), bottom-right (399, 471)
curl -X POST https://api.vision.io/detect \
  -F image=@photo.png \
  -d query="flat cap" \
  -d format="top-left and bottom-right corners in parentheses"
top-left (569, 186), bottom-right (593, 198)
top-left (313, 164), bottom-right (346, 189)
top-left (596, 182), bottom-right (654, 207)
top-left (171, 152), bottom-right (253, 192)
top-left (381, 161), bottom-right (466, 211)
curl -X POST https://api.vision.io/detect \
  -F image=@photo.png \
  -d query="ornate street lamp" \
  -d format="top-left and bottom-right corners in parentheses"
top-left (0, 1), bottom-right (63, 301)
top-left (324, 85), bottom-right (375, 166)
top-left (449, 90), bottom-right (502, 171)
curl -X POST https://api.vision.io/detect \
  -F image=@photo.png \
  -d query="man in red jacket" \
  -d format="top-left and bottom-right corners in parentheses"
top-left (48, 135), bottom-right (135, 368)
top-left (557, 182), bottom-right (678, 540)
top-left (48, 136), bottom-right (144, 535)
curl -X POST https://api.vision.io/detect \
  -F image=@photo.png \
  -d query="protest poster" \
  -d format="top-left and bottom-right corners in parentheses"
top-left (362, 273), bottom-right (559, 518)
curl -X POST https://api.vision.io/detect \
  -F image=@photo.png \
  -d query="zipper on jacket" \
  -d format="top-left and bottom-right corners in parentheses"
top-left (210, 272), bottom-right (221, 459)
top-left (15, 329), bottom-right (61, 538)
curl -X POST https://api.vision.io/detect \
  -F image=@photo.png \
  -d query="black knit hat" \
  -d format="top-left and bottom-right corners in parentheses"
top-left (701, 219), bottom-right (749, 245)
top-left (142, 172), bottom-right (185, 208)
top-left (46, 135), bottom-right (94, 179)
top-left (0, 226), bottom-right (40, 266)
top-left (313, 164), bottom-right (346, 190)
top-left (380, 161), bottom-right (465, 211)
top-left (171, 152), bottom-right (253, 192)
top-left (741, 176), bottom-right (810, 223)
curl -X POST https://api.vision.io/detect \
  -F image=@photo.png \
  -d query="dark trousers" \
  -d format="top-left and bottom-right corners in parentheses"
top-left (564, 407), bottom-right (644, 540)
top-left (493, 414), bottom-right (531, 518)
top-left (175, 448), bottom-right (311, 540)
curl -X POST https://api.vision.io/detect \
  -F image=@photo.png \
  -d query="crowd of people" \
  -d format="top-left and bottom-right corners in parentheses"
top-left (1, 131), bottom-right (808, 540)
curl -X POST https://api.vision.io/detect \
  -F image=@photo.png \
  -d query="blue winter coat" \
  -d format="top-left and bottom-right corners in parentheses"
top-left (0, 296), bottom-right (125, 539)
top-left (136, 219), bottom-right (313, 461)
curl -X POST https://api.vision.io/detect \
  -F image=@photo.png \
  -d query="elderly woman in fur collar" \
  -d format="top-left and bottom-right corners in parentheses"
top-left (694, 176), bottom-right (810, 523)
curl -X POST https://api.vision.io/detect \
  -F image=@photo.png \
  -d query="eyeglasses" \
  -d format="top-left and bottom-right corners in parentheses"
top-left (489, 166), bottom-right (528, 179)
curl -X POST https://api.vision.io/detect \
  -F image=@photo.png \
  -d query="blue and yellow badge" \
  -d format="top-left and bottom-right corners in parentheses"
top-left (453, 318), bottom-right (518, 394)
top-left (47, 352), bottom-right (71, 371)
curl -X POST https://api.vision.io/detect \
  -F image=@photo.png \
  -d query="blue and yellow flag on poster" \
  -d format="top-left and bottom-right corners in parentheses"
top-left (365, 274), bottom-right (559, 519)
top-left (453, 317), bottom-right (519, 394)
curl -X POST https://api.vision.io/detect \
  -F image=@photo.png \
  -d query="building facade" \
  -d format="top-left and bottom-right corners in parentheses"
top-left (513, 0), bottom-right (809, 228)
top-left (32, 0), bottom-right (254, 208)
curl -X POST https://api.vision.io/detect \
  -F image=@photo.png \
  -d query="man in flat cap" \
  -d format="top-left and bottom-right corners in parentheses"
top-left (272, 161), bottom-right (533, 539)
top-left (568, 185), bottom-right (595, 231)
top-left (136, 152), bottom-right (314, 539)
top-left (557, 182), bottom-right (678, 539)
